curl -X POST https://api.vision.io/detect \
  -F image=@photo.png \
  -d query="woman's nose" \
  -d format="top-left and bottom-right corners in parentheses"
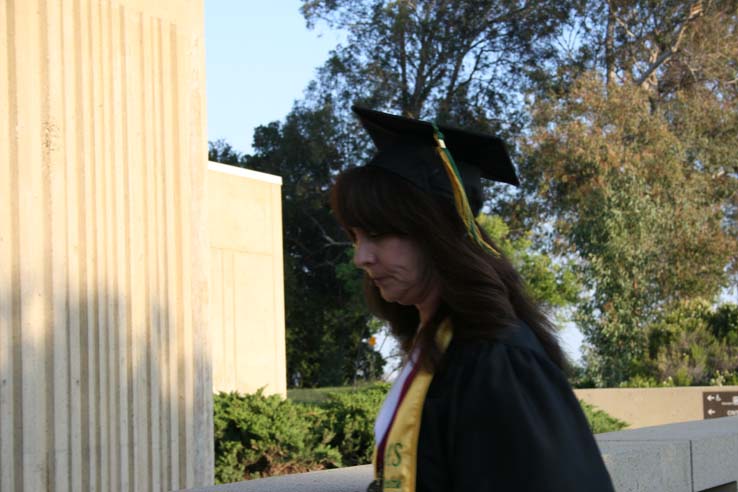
top-left (353, 241), bottom-right (375, 268)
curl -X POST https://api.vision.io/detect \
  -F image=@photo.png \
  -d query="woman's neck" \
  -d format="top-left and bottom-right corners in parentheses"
top-left (416, 282), bottom-right (442, 328)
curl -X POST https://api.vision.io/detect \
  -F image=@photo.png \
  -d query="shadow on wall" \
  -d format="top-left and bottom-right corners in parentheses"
top-left (0, 0), bottom-right (211, 489)
top-left (0, 283), bottom-right (212, 492)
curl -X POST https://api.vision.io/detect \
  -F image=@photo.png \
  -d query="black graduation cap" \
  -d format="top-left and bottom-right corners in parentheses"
top-left (352, 105), bottom-right (518, 216)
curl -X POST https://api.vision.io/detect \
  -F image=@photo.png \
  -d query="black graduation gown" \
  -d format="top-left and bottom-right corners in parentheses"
top-left (416, 322), bottom-right (615, 492)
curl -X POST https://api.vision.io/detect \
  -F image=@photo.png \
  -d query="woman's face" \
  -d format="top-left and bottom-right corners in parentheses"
top-left (351, 227), bottom-right (431, 306)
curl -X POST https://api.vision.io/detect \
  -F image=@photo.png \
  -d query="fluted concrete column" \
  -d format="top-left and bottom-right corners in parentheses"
top-left (0, 0), bottom-right (211, 491)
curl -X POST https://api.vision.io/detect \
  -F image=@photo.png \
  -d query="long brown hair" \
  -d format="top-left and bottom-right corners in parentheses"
top-left (330, 165), bottom-right (566, 372)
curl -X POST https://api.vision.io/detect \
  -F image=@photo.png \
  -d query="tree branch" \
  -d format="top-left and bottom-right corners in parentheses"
top-left (308, 214), bottom-right (351, 249)
top-left (398, 2), bottom-right (409, 112)
top-left (635, 1), bottom-right (704, 87)
top-left (486, 1), bottom-right (536, 25)
top-left (605, 0), bottom-right (617, 86)
top-left (612, 9), bottom-right (639, 40)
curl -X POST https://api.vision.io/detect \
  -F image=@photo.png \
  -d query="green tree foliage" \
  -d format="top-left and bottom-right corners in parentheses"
top-left (208, 139), bottom-right (243, 165)
top-left (478, 214), bottom-right (579, 310)
top-left (301, 0), bottom-right (571, 132)
top-left (523, 76), bottom-right (737, 385)
top-left (518, 0), bottom-right (738, 385)
top-left (639, 300), bottom-right (738, 386)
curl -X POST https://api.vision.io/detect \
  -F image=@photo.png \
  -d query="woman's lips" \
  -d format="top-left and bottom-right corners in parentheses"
top-left (372, 276), bottom-right (389, 286)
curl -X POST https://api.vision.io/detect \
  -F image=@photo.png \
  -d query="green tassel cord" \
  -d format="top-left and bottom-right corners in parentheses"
top-left (431, 123), bottom-right (500, 257)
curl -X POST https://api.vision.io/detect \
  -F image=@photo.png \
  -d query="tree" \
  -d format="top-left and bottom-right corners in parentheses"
top-left (301, 0), bottom-right (572, 133)
top-left (641, 300), bottom-right (738, 386)
top-left (517, 0), bottom-right (738, 385)
top-left (208, 139), bottom-right (244, 165)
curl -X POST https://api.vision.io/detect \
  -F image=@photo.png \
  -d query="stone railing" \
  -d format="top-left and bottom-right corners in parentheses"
top-left (180, 416), bottom-right (738, 492)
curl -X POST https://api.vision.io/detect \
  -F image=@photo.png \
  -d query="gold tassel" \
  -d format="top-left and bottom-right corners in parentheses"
top-left (431, 124), bottom-right (500, 257)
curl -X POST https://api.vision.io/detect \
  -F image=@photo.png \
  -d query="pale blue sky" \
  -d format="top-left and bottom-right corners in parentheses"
top-left (204, 0), bottom-right (585, 366)
top-left (206, 1), bottom-right (341, 154)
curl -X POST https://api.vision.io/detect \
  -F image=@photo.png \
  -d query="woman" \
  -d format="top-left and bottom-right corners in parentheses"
top-left (330, 106), bottom-right (615, 492)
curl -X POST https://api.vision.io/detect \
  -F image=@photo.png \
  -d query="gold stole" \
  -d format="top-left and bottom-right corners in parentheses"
top-left (373, 320), bottom-right (453, 492)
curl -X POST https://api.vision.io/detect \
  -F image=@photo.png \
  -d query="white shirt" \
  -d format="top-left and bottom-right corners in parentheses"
top-left (374, 351), bottom-right (418, 445)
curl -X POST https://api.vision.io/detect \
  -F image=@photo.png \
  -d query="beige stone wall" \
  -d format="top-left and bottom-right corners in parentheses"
top-left (0, 0), bottom-right (211, 491)
top-left (207, 162), bottom-right (287, 397)
top-left (575, 386), bottom-right (738, 429)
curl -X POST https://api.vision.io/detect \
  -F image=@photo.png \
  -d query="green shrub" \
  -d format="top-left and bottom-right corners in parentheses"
top-left (618, 374), bottom-right (675, 388)
top-left (580, 401), bottom-right (628, 433)
top-left (321, 383), bottom-right (390, 465)
top-left (641, 300), bottom-right (738, 386)
top-left (213, 390), bottom-right (341, 483)
top-left (709, 369), bottom-right (738, 386)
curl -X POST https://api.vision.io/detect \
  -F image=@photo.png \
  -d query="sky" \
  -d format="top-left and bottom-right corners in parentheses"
top-left (204, 0), bottom-right (585, 367)
top-left (205, 1), bottom-right (341, 155)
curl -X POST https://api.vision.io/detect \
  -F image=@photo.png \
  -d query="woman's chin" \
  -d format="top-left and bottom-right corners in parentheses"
top-left (378, 288), bottom-right (399, 303)
top-left (379, 292), bottom-right (398, 303)
top-left (379, 290), bottom-right (412, 306)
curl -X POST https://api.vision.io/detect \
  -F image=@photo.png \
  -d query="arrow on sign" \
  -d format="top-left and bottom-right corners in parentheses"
top-left (707, 395), bottom-right (722, 402)
top-left (708, 409), bottom-right (716, 416)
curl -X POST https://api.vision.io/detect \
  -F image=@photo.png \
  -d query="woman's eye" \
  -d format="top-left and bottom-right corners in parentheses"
top-left (349, 228), bottom-right (386, 241)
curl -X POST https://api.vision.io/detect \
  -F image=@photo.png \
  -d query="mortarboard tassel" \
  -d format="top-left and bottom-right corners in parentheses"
top-left (431, 123), bottom-right (501, 257)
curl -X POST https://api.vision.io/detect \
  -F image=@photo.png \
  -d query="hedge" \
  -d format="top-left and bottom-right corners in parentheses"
top-left (213, 390), bottom-right (341, 482)
top-left (214, 384), bottom-right (627, 483)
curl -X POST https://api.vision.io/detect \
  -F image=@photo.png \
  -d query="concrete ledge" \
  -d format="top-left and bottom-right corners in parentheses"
top-left (597, 417), bottom-right (738, 492)
top-left (180, 466), bottom-right (374, 492)
top-left (598, 440), bottom-right (692, 492)
top-left (178, 417), bottom-right (738, 492)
